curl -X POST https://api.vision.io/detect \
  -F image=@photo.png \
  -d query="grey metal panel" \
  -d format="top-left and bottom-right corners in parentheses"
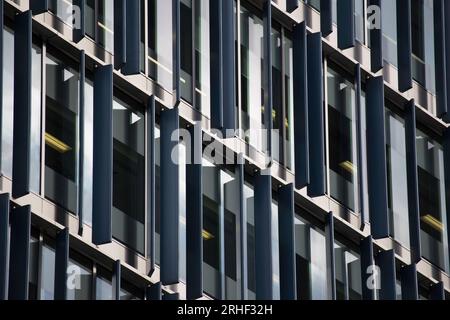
top-left (122, 0), bottom-right (141, 75)
top-left (366, 76), bottom-right (389, 239)
top-left (337, 0), bottom-right (355, 50)
top-left (430, 282), bottom-right (445, 300)
top-left (444, 0), bottom-right (450, 122)
top-left (12, 11), bottom-right (32, 199)
top-left (400, 264), bottom-right (418, 300)
top-left (444, 128), bottom-right (450, 265)
top-left (278, 184), bottom-right (296, 300)
top-left (0, 194), bottom-right (9, 300)
top-left (376, 249), bottom-right (397, 300)
top-left (147, 96), bottom-right (156, 276)
top-left (186, 123), bottom-right (203, 300)
top-left (396, 0), bottom-right (412, 92)
top-left (210, 0), bottom-right (223, 130)
top-left (369, 0), bottom-right (383, 72)
top-left (325, 212), bottom-right (336, 300)
top-left (222, 0), bottom-right (235, 132)
top-left (237, 154), bottom-right (248, 300)
top-left (92, 65), bottom-right (113, 245)
top-left (78, 50), bottom-right (85, 236)
top-left (31, 0), bottom-right (48, 15)
top-left (355, 64), bottom-right (366, 227)
top-left (54, 228), bottom-right (69, 300)
top-left (146, 282), bottom-right (162, 300)
top-left (360, 236), bottom-right (375, 300)
top-left (8, 205), bottom-right (31, 300)
top-left (286, 0), bottom-right (298, 13)
top-left (254, 173), bottom-right (273, 300)
top-left (263, 0), bottom-right (272, 153)
top-left (0, 0), bottom-right (2, 174)
top-left (307, 32), bottom-right (326, 197)
top-left (112, 260), bottom-right (121, 300)
top-left (160, 108), bottom-right (180, 285)
top-left (405, 99), bottom-right (421, 263)
top-left (320, 0), bottom-right (333, 37)
top-left (73, 0), bottom-right (85, 43)
top-left (293, 22), bottom-right (309, 190)
top-left (434, 0), bottom-right (448, 119)
top-left (114, 0), bottom-right (126, 70)
top-left (173, 0), bottom-right (181, 102)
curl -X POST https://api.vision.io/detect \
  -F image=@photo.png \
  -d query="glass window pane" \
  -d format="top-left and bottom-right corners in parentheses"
top-left (327, 66), bottom-right (358, 211)
top-left (67, 258), bottom-right (92, 300)
top-left (195, 0), bottom-right (211, 116)
top-left (40, 244), bottom-right (56, 300)
top-left (381, 0), bottom-right (398, 66)
top-left (95, 267), bottom-right (112, 300)
top-left (31, 45), bottom-right (42, 194)
top-left (98, 0), bottom-right (114, 53)
top-left (45, 53), bottom-right (79, 214)
top-left (1, 27), bottom-right (14, 177)
top-left (112, 97), bottom-right (145, 254)
top-left (29, 237), bottom-right (39, 300)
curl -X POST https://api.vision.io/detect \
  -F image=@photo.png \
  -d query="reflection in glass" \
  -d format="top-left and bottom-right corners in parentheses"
top-left (335, 241), bottom-right (362, 300)
top-left (284, 33), bottom-right (295, 171)
top-left (82, 79), bottom-right (94, 226)
top-left (295, 216), bottom-right (329, 300)
top-left (29, 237), bottom-right (39, 300)
top-left (148, 0), bottom-right (173, 91)
top-left (98, 0), bottom-right (114, 53)
top-left (381, 0), bottom-right (398, 66)
top-left (31, 45), bottom-right (42, 194)
top-left (40, 244), bottom-right (56, 300)
top-left (272, 26), bottom-right (283, 164)
top-left (1, 28), bottom-right (14, 177)
top-left (95, 268), bottom-right (112, 300)
top-left (45, 53), bottom-right (79, 214)
top-left (195, 0), bottom-right (211, 116)
top-left (49, 0), bottom-right (73, 26)
top-left (411, 0), bottom-right (435, 93)
top-left (67, 258), bottom-right (92, 300)
top-left (327, 67), bottom-right (358, 211)
top-left (240, 6), bottom-right (264, 150)
top-left (385, 108), bottom-right (410, 247)
top-left (416, 130), bottom-right (449, 271)
top-left (112, 97), bottom-right (145, 254)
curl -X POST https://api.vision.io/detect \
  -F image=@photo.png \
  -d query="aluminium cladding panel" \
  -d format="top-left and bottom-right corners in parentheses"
top-left (112, 260), bottom-right (121, 300)
top-left (222, 0), bottom-right (236, 132)
top-left (163, 293), bottom-right (180, 300)
top-left (0, 194), bottom-right (9, 300)
top-left (360, 236), bottom-right (375, 300)
top-left (444, 0), bottom-right (450, 122)
top-left (434, 0), bottom-right (448, 119)
top-left (173, 0), bottom-right (181, 102)
top-left (405, 100), bottom-right (421, 263)
top-left (444, 128), bottom-right (450, 264)
top-left (78, 50), bottom-right (86, 235)
top-left (147, 96), bottom-right (156, 276)
top-left (31, 0), bottom-right (48, 15)
top-left (146, 282), bottom-right (162, 300)
top-left (337, 0), bottom-right (355, 50)
top-left (366, 76), bottom-right (389, 239)
top-left (114, 0), bottom-right (126, 70)
top-left (430, 282), bottom-right (445, 300)
top-left (73, 0), bottom-right (86, 43)
top-left (286, 0), bottom-right (298, 13)
top-left (278, 184), bottom-right (296, 300)
top-left (92, 65), bottom-right (113, 245)
top-left (186, 123), bottom-right (203, 300)
top-left (320, 0), bottom-right (333, 37)
top-left (8, 205), bottom-right (31, 300)
top-left (121, 0), bottom-right (141, 75)
top-left (396, 0), bottom-right (412, 92)
top-left (293, 22), bottom-right (309, 190)
top-left (12, 11), bottom-right (32, 199)
top-left (160, 107), bottom-right (180, 285)
top-left (254, 173), bottom-right (273, 300)
top-left (307, 32), bottom-right (326, 198)
top-left (54, 228), bottom-right (69, 300)
top-left (400, 264), bottom-right (418, 300)
top-left (375, 249), bottom-right (397, 300)
top-left (325, 212), bottom-right (336, 300)
top-left (368, 0), bottom-right (383, 72)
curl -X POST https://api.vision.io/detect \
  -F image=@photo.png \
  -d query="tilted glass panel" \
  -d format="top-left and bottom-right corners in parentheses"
top-left (148, 0), bottom-right (173, 91)
top-left (385, 108), bottom-right (410, 248)
top-left (180, 0), bottom-right (193, 103)
top-left (381, 0), bottom-right (398, 67)
top-left (31, 45), bottom-right (42, 194)
top-left (112, 97), bottom-right (145, 254)
top-left (327, 67), bottom-right (358, 212)
top-left (284, 32), bottom-right (295, 171)
top-left (44, 53), bottom-right (79, 214)
top-left (40, 244), bottom-right (56, 300)
top-left (416, 129), bottom-right (449, 272)
top-left (98, 0), bottom-right (114, 53)
top-left (95, 267), bottom-right (112, 300)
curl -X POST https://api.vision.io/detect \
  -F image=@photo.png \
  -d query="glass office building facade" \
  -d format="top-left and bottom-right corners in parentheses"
top-left (0, 0), bottom-right (449, 300)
